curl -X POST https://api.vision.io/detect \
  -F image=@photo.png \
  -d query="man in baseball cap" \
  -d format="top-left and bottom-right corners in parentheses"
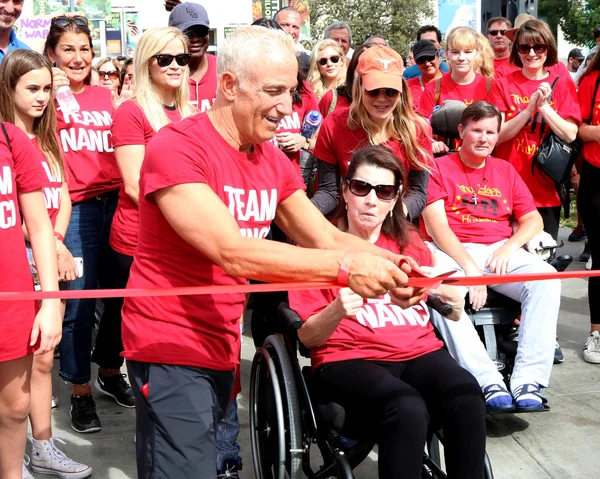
top-left (567, 48), bottom-right (585, 79)
top-left (406, 39), bottom-right (443, 109)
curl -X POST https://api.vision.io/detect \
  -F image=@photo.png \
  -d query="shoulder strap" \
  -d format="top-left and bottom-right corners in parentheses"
top-left (537, 76), bottom-right (561, 141)
top-left (328, 89), bottom-right (338, 116)
top-left (585, 73), bottom-right (600, 124)
top-left (418, 76), bottom-right (425, 91)
top-left (1, 123), bottom-right (11, 152)
top-left (486, 76), bottom-right (492, 95)
top-left (434, 78), bottom-right (441, 106)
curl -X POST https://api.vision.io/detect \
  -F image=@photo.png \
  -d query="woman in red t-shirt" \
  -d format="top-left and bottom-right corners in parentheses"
top-left (289, 145), bottom-right (485, 478)
top-left (488, 19), bottom-right (581, 239)
top-left (307, 39), bottom-right (347, 101)
top-left (0, 49), bottom-right (91, 477)
top-left (576, 54), bottom-right (600, 363)
top-left (312, 45), bottom-right (433, 220)
top-left (44, 15), bottom-right (125, 432)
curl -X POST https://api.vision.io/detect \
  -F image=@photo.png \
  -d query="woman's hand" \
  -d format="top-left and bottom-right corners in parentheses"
top-left (52, 67), bottom-right (70, 91)
top-left (535, 82), bottom-right (552, 109)
top-left (56, 242), bottom-right (79, 282)
top-left (525, 90), bottom-right (541, 115)
top-left (31, 301), bottom-right (62, 355)
top-left (464, 266), bottom-right (487, 311)
top-left (486, 243), bottom-right (516, 276)
top-left (432, 141), bottom-right (449, 155)
top-left (333, 287), bottom-right (364, 318)
top-left (427, 284), bottom-right (465, 321)
top-left (277, 132), bottom-right (307, 153)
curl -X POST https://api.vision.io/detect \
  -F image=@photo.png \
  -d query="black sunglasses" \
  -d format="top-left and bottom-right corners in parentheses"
top-left (488, 29), bottom-right (506, 36)
top-left (153, 53), bottom-right (192, 67)
top-left (346, 179), bottom-right (398, 201)
top-left (100, 71), bottom-right (119, 80)
top-left (318, 55), bottom-right (340, 66)
top-left (52, 15), bottom-right (88, 28)
top-left (364, 88), bottom-right (400, 98)
top-left (184, 25), bottom-right (210, 38)
top-left (516, 43), bottom-right (548, 55)
top-left (415, 55), bottom-right (437, 65)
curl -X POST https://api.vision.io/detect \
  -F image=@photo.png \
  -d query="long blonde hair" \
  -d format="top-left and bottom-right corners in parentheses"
top-left (308, 39), bottom-right (347, 99)
top-left (475, 33), bottom-right (495, 78)
top-left (446, 27), bottom-right (494, 78)
top-left (349, 75), bottom-right (431, 171)
top-left (132, 27), bottom-right (196, 131)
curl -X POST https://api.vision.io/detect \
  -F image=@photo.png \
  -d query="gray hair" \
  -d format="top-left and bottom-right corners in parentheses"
top-left (323, 21), bottom-right (352, 45)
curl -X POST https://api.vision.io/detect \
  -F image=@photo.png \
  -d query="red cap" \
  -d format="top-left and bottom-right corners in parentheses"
top-left (357, 45), bottom-right (404, 91)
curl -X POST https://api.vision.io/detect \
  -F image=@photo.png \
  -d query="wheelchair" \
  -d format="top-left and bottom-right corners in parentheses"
top-left (249, 302), bottom-right (495, 479)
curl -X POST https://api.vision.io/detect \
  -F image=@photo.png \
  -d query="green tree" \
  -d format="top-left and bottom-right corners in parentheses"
top-left (308, 0), bottom-right (434, 56)
top-left (539, 0), bottom-right (600, 47)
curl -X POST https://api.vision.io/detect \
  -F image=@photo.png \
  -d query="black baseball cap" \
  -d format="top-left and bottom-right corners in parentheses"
top-left (568, 48), bottom-right (585, 60)
top-left (412, 39), bottom-right (438, 61)
top-left (169, 2), bottom-right (210, 31)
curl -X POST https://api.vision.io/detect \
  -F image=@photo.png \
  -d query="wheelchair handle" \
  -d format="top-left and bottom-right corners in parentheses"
top-left (278, 302), bottom-right (303, 330)
top-left (427, 295), bottom-right (453, 317)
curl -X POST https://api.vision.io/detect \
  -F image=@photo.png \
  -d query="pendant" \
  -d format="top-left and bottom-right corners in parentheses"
top-left (472, 193), bottom-right (479, 205)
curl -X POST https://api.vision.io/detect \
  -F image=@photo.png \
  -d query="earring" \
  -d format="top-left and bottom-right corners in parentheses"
top-left (389, 210), bottom-right (393, 218)
top-left (345, 203), bottom-right (348, 210)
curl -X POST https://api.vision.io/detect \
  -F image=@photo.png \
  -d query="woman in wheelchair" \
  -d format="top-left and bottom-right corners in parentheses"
top-left (289, 145), bottom-right (487, 479)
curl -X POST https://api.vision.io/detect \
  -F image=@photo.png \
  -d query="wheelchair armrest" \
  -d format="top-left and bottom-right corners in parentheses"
top-left (278, 302), bottom-right (303, 330)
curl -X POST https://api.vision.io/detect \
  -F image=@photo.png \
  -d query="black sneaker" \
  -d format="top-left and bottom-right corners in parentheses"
top-left (217, 458), bottom-right (241, 479)
top-left (580, 242), bottom-right (591, 262)
top-left (94, 370), bottom-right (135, 408)
top-left (70, 395), bottom-right (102, 433)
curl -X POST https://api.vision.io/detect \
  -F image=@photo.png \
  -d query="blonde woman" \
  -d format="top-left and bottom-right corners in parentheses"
top-left (475, 32), bottom-right (495, 78)
top-left (312, 45), bottom-right (432, 218)
top-left (308, 39), bottom-right (347, 99)
top-left (95, 56), bottom-right (121, 94)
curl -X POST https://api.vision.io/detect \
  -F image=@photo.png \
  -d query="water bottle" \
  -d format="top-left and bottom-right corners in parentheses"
top-left (55, 85), bottom-right (80, 115)
top-left (300, 110), bottom-right (322, 140)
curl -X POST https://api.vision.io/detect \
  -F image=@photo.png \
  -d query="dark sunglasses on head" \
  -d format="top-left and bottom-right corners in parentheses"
top-left (346, 179), bottom-right (398, 201)
top-left (184, 25), bottom-right (210, 38)
top-left (52, 15), bottom-right (88, 28)
top-left (415, 55), bottom-right (437, 65)
top-left (318, 55), bottom-right (340, 66)
top-left (364, 87), bottom-right (400, 98)
top-left (100, 71), bottom-right (119, 80)
top-left (153, 53), bottom-right (192, 67)
top-left (488, 29), bottom-right (506, 36)
top-left (516, 43), bottom-right (548, 55)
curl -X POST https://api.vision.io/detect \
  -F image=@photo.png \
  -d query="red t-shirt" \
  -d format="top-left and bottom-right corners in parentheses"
top-left (578, 70), bottom-right (600, 168)
top-left (493, 56), bottom-right (511, 73)
top-left (121, 113), bottom-right (306, 370)
top-left (407, 76), bottom-right (427, 112)
top-left (189, 53), bottom-right (217, 112)
top-left (420, 73), bottom-right (489, 117)
top-left (423, 153), bottom-right (537, 244)
top-left (0, 123), bottom-right (48, 361)
top-left (314, 108), bottom-right (432, 179)
top-left (318, 89), bottom-right (351, 119)
top-left (488, 71), bottom-right (582, 207)
top-left (495, 61), bottom-right (572, 80)
top-left (56, 86), bottom-right (120, 203)
top-left (273, 82), bottom-right (319, 166)
top-left (32, 138), bottom-right (63, 229)
top-left (288, 233), bottom-right (443, 369)
top-left (110, 101), bottom-right (182, 256)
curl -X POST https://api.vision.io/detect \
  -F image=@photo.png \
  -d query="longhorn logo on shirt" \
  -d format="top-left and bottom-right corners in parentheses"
top-left (374, 58), bottom-right (396, 69)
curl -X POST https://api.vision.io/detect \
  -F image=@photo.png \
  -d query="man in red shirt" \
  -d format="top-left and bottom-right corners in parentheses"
top-left (121, 26), bottom-right (422, 478)
top-left (422, 101), bottom-right (561, 413)
top-left (486, 16), bottom-right (512, 72)
top-left (406, 39), bottom-right (444, 112)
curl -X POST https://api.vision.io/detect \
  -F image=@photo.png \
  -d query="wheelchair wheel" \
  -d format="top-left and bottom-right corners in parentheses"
top-left (250, 335), bottom-right (303, 479)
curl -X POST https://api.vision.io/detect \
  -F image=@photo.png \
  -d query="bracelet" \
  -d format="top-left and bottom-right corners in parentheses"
top-left (337, 250), bottom-right (357, 286)
top-left (54, 231), bottom-right (64, 243)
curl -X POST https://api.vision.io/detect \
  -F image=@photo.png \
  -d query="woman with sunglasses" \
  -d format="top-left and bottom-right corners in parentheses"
top-left (95, 57), bottom-right (120, 95)
top-left (289, 145), bottom-right (486, 479)
top-left (488, 19), bottom-right (581, 240)
top-left (312, 45), bottom-right (432, 220)
top-left (308, 39), bottom-right (347, 100)
top-left (43, 14), bottom-right (129, 434)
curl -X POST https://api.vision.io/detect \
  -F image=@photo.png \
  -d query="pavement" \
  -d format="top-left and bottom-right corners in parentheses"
top-left (27, 225), bottom-right (600, 479)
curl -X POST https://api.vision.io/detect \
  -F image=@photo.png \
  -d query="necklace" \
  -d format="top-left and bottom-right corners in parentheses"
top-left (458, 153), bottom-right (487, 205)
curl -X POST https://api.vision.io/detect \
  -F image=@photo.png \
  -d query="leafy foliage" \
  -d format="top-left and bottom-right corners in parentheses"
top-left (539, 0), bottom-right (600, 47)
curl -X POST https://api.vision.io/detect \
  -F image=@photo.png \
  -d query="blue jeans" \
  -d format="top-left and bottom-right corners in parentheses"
top-left (216, 398), bottom-right (241, 470)
top-left (60, 193), bottom-right (117, 384)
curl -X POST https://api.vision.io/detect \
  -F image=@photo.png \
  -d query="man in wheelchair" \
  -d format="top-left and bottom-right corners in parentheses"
top-left (421, 101), bottom-right (561, 413)
top-left (289, 145), bottom-right (487, 478)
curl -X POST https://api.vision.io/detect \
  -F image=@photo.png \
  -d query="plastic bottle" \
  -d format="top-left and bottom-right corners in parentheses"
top-left (300, 110), bottom-right (322, 140)
top-left (55, 85), bottom-right (80, 115)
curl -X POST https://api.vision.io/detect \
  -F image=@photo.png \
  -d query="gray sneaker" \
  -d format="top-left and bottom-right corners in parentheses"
top-left (583, 331), bottom-right (600, 364)
top-left (22, 455), bottom-right (34, 479)
top-left (31, 438), bottom-right (92, 479)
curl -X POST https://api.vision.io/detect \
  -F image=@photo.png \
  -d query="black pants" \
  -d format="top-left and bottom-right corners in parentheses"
top-left (128, 360), bottom-right (234, 479)
top-left (537, 206), bottom-right (561, 241)
top-left (92, 246), bottom-right (132, 369)
top-left (317, 349), bottom-right (486, 479)
top-left (578, 160), bottom-right (600, 324)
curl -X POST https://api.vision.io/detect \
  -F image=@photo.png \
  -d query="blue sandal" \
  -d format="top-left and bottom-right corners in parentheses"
top-left (513, 383), bottom-right (550, 413)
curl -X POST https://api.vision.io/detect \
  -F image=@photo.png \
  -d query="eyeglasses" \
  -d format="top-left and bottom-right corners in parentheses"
top-left (152, 53), bottom-right (192, 67)
top-left (318, 55), bottom-right (340, 66)
top-left (488, 29), bottom-right (506, 36)
top-left (364, 88), bottom-right (400, 98)
top-left (415, 55), bottom-right (437, 65)
top-left (346, 179), bottom-right (398, 201)
top-left (516, 43), bottom-right (548, 55)
top-left (52, 15), bottom-right (88, 28)
top-left (100, 71), bottom-right (119, 80)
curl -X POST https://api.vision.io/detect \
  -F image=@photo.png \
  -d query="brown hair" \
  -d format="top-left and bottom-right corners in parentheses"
top-left (337, 43), bottom-right (372, 103)
top-left (509, 19), bottom-right (558, 68)
top-left (0, 49), bottom-right (63, 177)
top-left (460, 101), bottom-right (502, 133)
top-left (486, 16), bottom-right (512, 32)
top-left (333, 145), bottom-right (416, 248)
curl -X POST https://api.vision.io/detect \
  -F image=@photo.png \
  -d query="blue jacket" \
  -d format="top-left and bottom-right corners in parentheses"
top-left (0, 30), bottom-right (31, 63)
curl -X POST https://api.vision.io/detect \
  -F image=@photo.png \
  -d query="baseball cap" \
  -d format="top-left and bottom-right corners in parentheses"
top-left (357, 45), bottom-right (404, 91)
top-left (569, 48), bottom-right (585, 60)
top-left (412, 39), bottom-right (438, 61)
top-left (505, 13), bottom-right (535, 42)
top-left (169, 2), bottom-right (210, 31)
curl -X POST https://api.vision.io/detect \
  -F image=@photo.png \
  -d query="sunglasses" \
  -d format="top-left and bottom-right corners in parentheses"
top-left (346, 179), bottom-right (398, 201)
top-left (364, 88), bottom-right (400, 98)
top-left (318, 55), bottom-right (340, 66)
top-left (488, 29), bottom-right (506, 36)
top-left (52, 15), bottom-right (88, 28)
top-left (100, 71), bottom-right (119, 80)
top-left (153, 53), bottom-right (192, 67)
top-left (184, 25), bottom-right (210, 38)
top-left (415, 55), bottom-right (437, 65)
top-left (516, 43), bottom-right (548, 55)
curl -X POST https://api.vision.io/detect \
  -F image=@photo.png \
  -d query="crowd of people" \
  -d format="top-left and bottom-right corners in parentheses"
top-left (1, 0), bottom-right (600, 478)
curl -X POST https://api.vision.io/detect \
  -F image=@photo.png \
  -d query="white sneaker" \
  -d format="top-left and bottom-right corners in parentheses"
top-left (583, 331), bottom-right (600, 364)
top-left (586, 256), bottom-right (592, 270)
top-left (23, 455), bottom-right (35, 479)
top-left (31, 438), bottom-right (92, 479)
